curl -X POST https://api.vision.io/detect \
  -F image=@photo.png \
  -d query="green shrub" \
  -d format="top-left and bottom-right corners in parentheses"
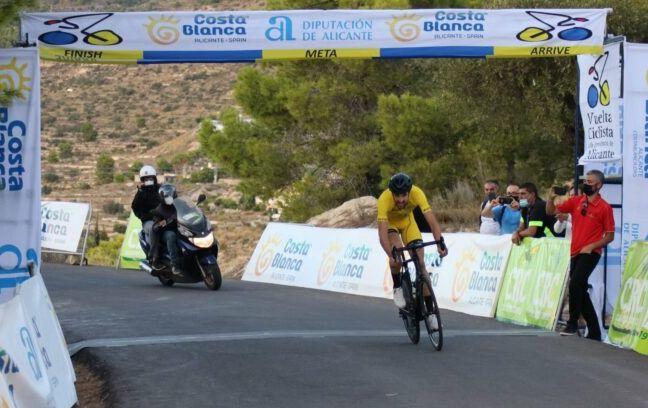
top-left (156, 158), bottom-right (173, 172)
top-left (136, 117), bottom-right (146, 128)
top-left (78, 182), bottom-right (91, 190)
top-left (79, 122), bottom-right (98, 142)
top-left (189, 167), bottom-right (214, 183)
top-left (215, 197), bottom-right (238, 209)
top-left (42, 185), bottom-right (52, 195)
top-left (102, 200), bottom-right (124, 214)
top-left (96, 153), bottom-right (115, 184)
top-left (113, 223), bottom-right (127, 234)
top-left (113, 173), bottom-right (126, 183)
top-left (43, 172), bottom-right (60, 183)
top-left (59, 142), bottom-right (73, 159)
top-left (47, 150), bottom-right (59, 163)
top-left (87, 234), bottom-right (124, 266)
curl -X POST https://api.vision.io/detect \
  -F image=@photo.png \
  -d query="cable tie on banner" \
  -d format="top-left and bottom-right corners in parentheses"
top-left (14, 33), bottom-right (36, 48)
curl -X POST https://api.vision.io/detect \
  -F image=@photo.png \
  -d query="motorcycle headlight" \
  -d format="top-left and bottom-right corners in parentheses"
top-left (189, 233), bottom-right (214, 248)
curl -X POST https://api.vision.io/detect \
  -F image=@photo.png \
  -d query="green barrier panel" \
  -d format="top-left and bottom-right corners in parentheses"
top-left (608, 241), bottom-right (648, 355)
top-left (119, 212), bottom-right (146, 270)
top-left (496, 238), bottom-right (570, 330)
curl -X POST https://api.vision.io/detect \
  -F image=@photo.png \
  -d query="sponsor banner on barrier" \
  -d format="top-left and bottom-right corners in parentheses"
top-left (0, 48), bottom-right (40, 302)
top-left (496, 238), bottom-right (570, 330)
top-left (622, 43), bottom-right (648, 266)
top-left (243, 223), bottom-right (512, 317)
top-left (118, 212), bottom-right (146, 269)
top-left (608, 241), bottom-right (648, 355)
top-left (20, 9), bottom-right (608, 63)
top-left (0, 273), bottom-right (77, 407)
top-left (578, 40), bottom-right (622, 162)
top-left (41, 201), bottom-right (90, 252)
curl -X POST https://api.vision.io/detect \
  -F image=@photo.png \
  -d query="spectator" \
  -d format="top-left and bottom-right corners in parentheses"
top-left (480, 180), bottom-right (500, 235)
top-left (547, 170), bottom-right (614, 340)
top-left (511, 182), bottom-right (548, 245)
top-left (481, 183), bottom-right (521, 234)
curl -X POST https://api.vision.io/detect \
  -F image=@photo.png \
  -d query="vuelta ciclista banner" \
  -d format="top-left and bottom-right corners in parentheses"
top-left (577, 40), bottom-right (622, 162)
top-left (41, 201), bottom-right (90, 253)
top-left (0, 48), bottom-right (40, 302)
top-left (242, 223), bottom-right (512, 317)
top-left (622, 43), bottom-right (648, 266)
top-left (607, 241), bottom-right (648, 355)
top-left (496, 238), bottom-right (571, 330)
top-left (118, 212), bottom-right (146, 269)
top-left (0, 273), bottom-right (77, 407)
top-left (20, 9), bottom-right (608, 64)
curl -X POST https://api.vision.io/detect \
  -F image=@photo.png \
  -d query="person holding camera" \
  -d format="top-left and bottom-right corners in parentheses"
top-left (511, 182), bottom-right (548, 245)
top-left (547, 170), bottom-right (614, 340)
top-left (481, 183), bottom-right (521, 235)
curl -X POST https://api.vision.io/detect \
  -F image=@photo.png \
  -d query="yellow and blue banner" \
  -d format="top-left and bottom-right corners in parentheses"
top-left (20, 9), bottom-right (609, 64)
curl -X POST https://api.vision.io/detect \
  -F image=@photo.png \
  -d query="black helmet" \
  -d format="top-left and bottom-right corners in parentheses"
top-left (158, 184), bottom-right (177, 204)
top-left (388, 173), bottom-right (413, 194)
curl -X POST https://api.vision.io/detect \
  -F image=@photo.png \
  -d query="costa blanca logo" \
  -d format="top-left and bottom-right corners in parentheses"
top-left (451, 248), bottom-right (476, 302)
top-left (516, 11), bottom-right (592, 43)
top-left (38, 13), bottom-right (123, 46)
top-left (586, 51), bottom-right (611, 108)
top-left (145, 15), bottom-right (180, 45)
top-left (387, 14), bottom-right (421, 42)
top-left (0, 58), bottom-right (32, 99)
top-left (317, 242), bottom-right (342, 286)
top-left (254, 235), bottom-right (281, 276)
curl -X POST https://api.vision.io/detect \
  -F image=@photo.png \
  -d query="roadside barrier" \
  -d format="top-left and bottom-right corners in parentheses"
top-left (0, 266), bottom-right (77, 407)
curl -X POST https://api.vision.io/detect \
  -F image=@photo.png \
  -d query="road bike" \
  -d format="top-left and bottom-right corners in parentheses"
top-left (392, 240), bottom-right (443, 350)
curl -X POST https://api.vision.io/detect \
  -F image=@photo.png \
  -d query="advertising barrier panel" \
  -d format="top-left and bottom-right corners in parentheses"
top-left (41, 201), bottom-right (90, 253)
top-left (0, 273), bottom-right (77, 407)
top-left (496, 238), bottom-right (570, 330)
top-left (243, 223), bottom-right (512, 317)
top-left (607, 241), bottom-right (648, 355)
top-left (577, 40), bottom-right (622, 162)
top-left (21, 9), bottom-right (608, 64)
top-left (118, 212), bottom-right (146, 269)
top-left (0, 48), bottom-right (41, 302)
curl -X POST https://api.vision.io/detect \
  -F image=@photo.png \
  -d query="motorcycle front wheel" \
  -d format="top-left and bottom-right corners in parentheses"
top-left (200, 262), bottom-right (222, 291)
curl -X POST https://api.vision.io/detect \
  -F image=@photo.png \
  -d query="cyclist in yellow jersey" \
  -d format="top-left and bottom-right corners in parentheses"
top-left (378, 173), bottom-right (447, 318)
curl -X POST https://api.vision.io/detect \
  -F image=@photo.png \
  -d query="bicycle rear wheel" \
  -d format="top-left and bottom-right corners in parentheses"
top-left (421, 279), bottom-right (443, 351)
top-left (400, 271), bottom-right (420, 344)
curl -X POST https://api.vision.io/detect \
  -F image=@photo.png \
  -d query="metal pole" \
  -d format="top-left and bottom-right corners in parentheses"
top-left (79, 204), bottom-right (92, 266)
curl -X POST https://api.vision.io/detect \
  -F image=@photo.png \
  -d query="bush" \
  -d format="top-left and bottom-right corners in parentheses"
top-left (96, 153), bottom-right (115, 184)
top-left (215, 197), bottom-right (238, 209)
top-left (43, 172), bottom-right (60, 183)
top-left (113, 173), bottom-right (126, 183)
top-left (42, 185), bottom-right (52, 195)
top-left (189, 167), bottom-right (214, 183)
top-left (102, 200), bottom-right (124, 214)
top-left (47, 150), bottom-right (59, 163)
top-left (136, 117), bottom-right (146, 128)
top-left (78, 182), bottom-right (91, 190)
top-left (59, 142), bottom-right (73, 159)
top-left (113, 223), bottom-right (127, 234)
top-left (79, 122), bottom-right (98, 142)
top-left (156, 158), bottom-right (173, 172)
top-left (86, 234), bottom-right (124, 266)
top-left (67, 168), bottom-right (80, 177)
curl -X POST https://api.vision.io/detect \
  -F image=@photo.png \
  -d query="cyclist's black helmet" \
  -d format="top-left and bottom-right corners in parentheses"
top-left (158, 184), bottom-right (177, 200)
top-left (388, 173), bottom-right (413, 194)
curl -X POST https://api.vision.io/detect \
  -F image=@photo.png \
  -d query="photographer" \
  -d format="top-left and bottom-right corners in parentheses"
top-left (511, 182), bottom-right (548, 245)
top-left (547, 170), bottom-right (614, 340)
top-left (481, 184), bottom-right (521, 235)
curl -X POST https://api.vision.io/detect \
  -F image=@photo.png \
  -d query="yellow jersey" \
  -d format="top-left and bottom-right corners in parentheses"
top-left (377, 185), bottom-right (431, 222)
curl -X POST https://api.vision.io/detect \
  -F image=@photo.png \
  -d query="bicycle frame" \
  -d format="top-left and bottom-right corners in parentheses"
top-left (392, 240), bottom-right (440, 319)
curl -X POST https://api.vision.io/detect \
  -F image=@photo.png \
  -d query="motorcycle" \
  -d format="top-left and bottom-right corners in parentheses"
top-left (139, 194), bottom-right (222, 290)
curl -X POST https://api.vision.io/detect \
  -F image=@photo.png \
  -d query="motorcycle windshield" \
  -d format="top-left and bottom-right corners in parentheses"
top-left (174, 197), bottom-right (208, 232)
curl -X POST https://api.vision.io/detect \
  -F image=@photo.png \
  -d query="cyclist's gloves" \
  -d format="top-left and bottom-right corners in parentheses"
top-left (438, 236), bottom-right (447, 253)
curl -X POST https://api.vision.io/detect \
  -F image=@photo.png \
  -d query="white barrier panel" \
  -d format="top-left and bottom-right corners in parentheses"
top-left (41, 201), bottom-right (90, 253)
top-left (243, 223), bottom-right (512, 317)
top-left (0, 273), bottom-right (77, 407)
top-left (0, 48), bottom-right (41, 302)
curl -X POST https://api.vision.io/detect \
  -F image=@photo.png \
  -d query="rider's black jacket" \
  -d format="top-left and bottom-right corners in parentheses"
top-left (131, 184), bottom-right (161, 222)
top-left (151, 203), bottom-right (177, 232)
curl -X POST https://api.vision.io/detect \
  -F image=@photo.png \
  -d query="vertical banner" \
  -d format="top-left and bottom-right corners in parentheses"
top-left (607, 241), bottom-right (648, 355)
top-left (118, 212), bottom-right (146, 269)
top-left (622, 43), bottom-right (648, 265)
top-left (0, 48), bottom-right (40, 301)
top-left (577, 40), bottom-right (622, 162)
top-left (496, 238), bottom-right (570, 330)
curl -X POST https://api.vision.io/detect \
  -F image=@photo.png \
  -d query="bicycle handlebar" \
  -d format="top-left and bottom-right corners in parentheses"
top-left (391, 238), bottom-right (446, 259)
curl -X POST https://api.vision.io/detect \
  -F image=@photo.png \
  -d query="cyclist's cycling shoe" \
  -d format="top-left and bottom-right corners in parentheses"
top-left (426, 314), bottom-right (439, 330)
top-left (393, 287), bottom-right (406, 309)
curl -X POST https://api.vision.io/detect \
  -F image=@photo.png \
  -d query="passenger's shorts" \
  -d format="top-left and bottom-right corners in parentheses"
top-left (387, 212), bottom-right (422, 245)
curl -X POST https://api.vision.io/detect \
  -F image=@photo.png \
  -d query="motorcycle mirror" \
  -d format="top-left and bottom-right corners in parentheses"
top-left (197, 194), bottom-right (207, 205)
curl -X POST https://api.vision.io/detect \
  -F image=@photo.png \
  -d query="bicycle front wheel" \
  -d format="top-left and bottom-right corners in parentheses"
top-left (400, 272), bottom-right (420, 344)
top-left (422, 279), bottom-right (443, 351)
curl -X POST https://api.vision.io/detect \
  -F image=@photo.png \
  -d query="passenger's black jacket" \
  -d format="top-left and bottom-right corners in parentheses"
top-left (151, 203), bottom-right (177, 232)
top-left (131, 184), bottom-right (161, 222)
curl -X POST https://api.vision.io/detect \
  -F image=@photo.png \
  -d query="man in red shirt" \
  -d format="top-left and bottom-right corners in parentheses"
top-left (547, 170), bottom-right (614, 340)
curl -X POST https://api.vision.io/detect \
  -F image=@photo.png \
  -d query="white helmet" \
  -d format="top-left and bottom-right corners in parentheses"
top-left (139, 165), bottom-right (157, 179)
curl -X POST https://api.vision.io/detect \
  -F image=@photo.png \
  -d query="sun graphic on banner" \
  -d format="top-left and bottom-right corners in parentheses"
top-left (451, 249), bottom-right (476, 302)
top-left (144, 15), bottom-right (181, 45)
top-left (387, 14), bottom-right (421, 42)
top-left (0, 58), bottom-right (32, 100)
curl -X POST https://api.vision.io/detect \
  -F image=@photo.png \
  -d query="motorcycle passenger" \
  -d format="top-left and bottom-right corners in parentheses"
top-left (152, 184), bottom-right (183, 276)
top-left (131, 165), bottom-right (162, 267)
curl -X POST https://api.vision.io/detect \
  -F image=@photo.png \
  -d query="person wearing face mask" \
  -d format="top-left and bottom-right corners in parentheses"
top-left (131, 165), bottom-right (162, 267)
top-left (547, 170), bottom-right (614, 340)
top-left (511, 182), bottom-right (548, 245)
top-left (481, 183), bottom-right (521, 235)
top-left (151, 184), bottom-right (183, 276)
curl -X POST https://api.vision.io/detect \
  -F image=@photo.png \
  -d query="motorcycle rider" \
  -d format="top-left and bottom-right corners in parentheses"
top-left (152, 184), bottom-right (183, 276)
top-left (131, 165), bottom-right (162, 268)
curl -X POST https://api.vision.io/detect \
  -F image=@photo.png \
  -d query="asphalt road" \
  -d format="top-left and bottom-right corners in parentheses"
top-left (43, 263), bottom-right (648, 408)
